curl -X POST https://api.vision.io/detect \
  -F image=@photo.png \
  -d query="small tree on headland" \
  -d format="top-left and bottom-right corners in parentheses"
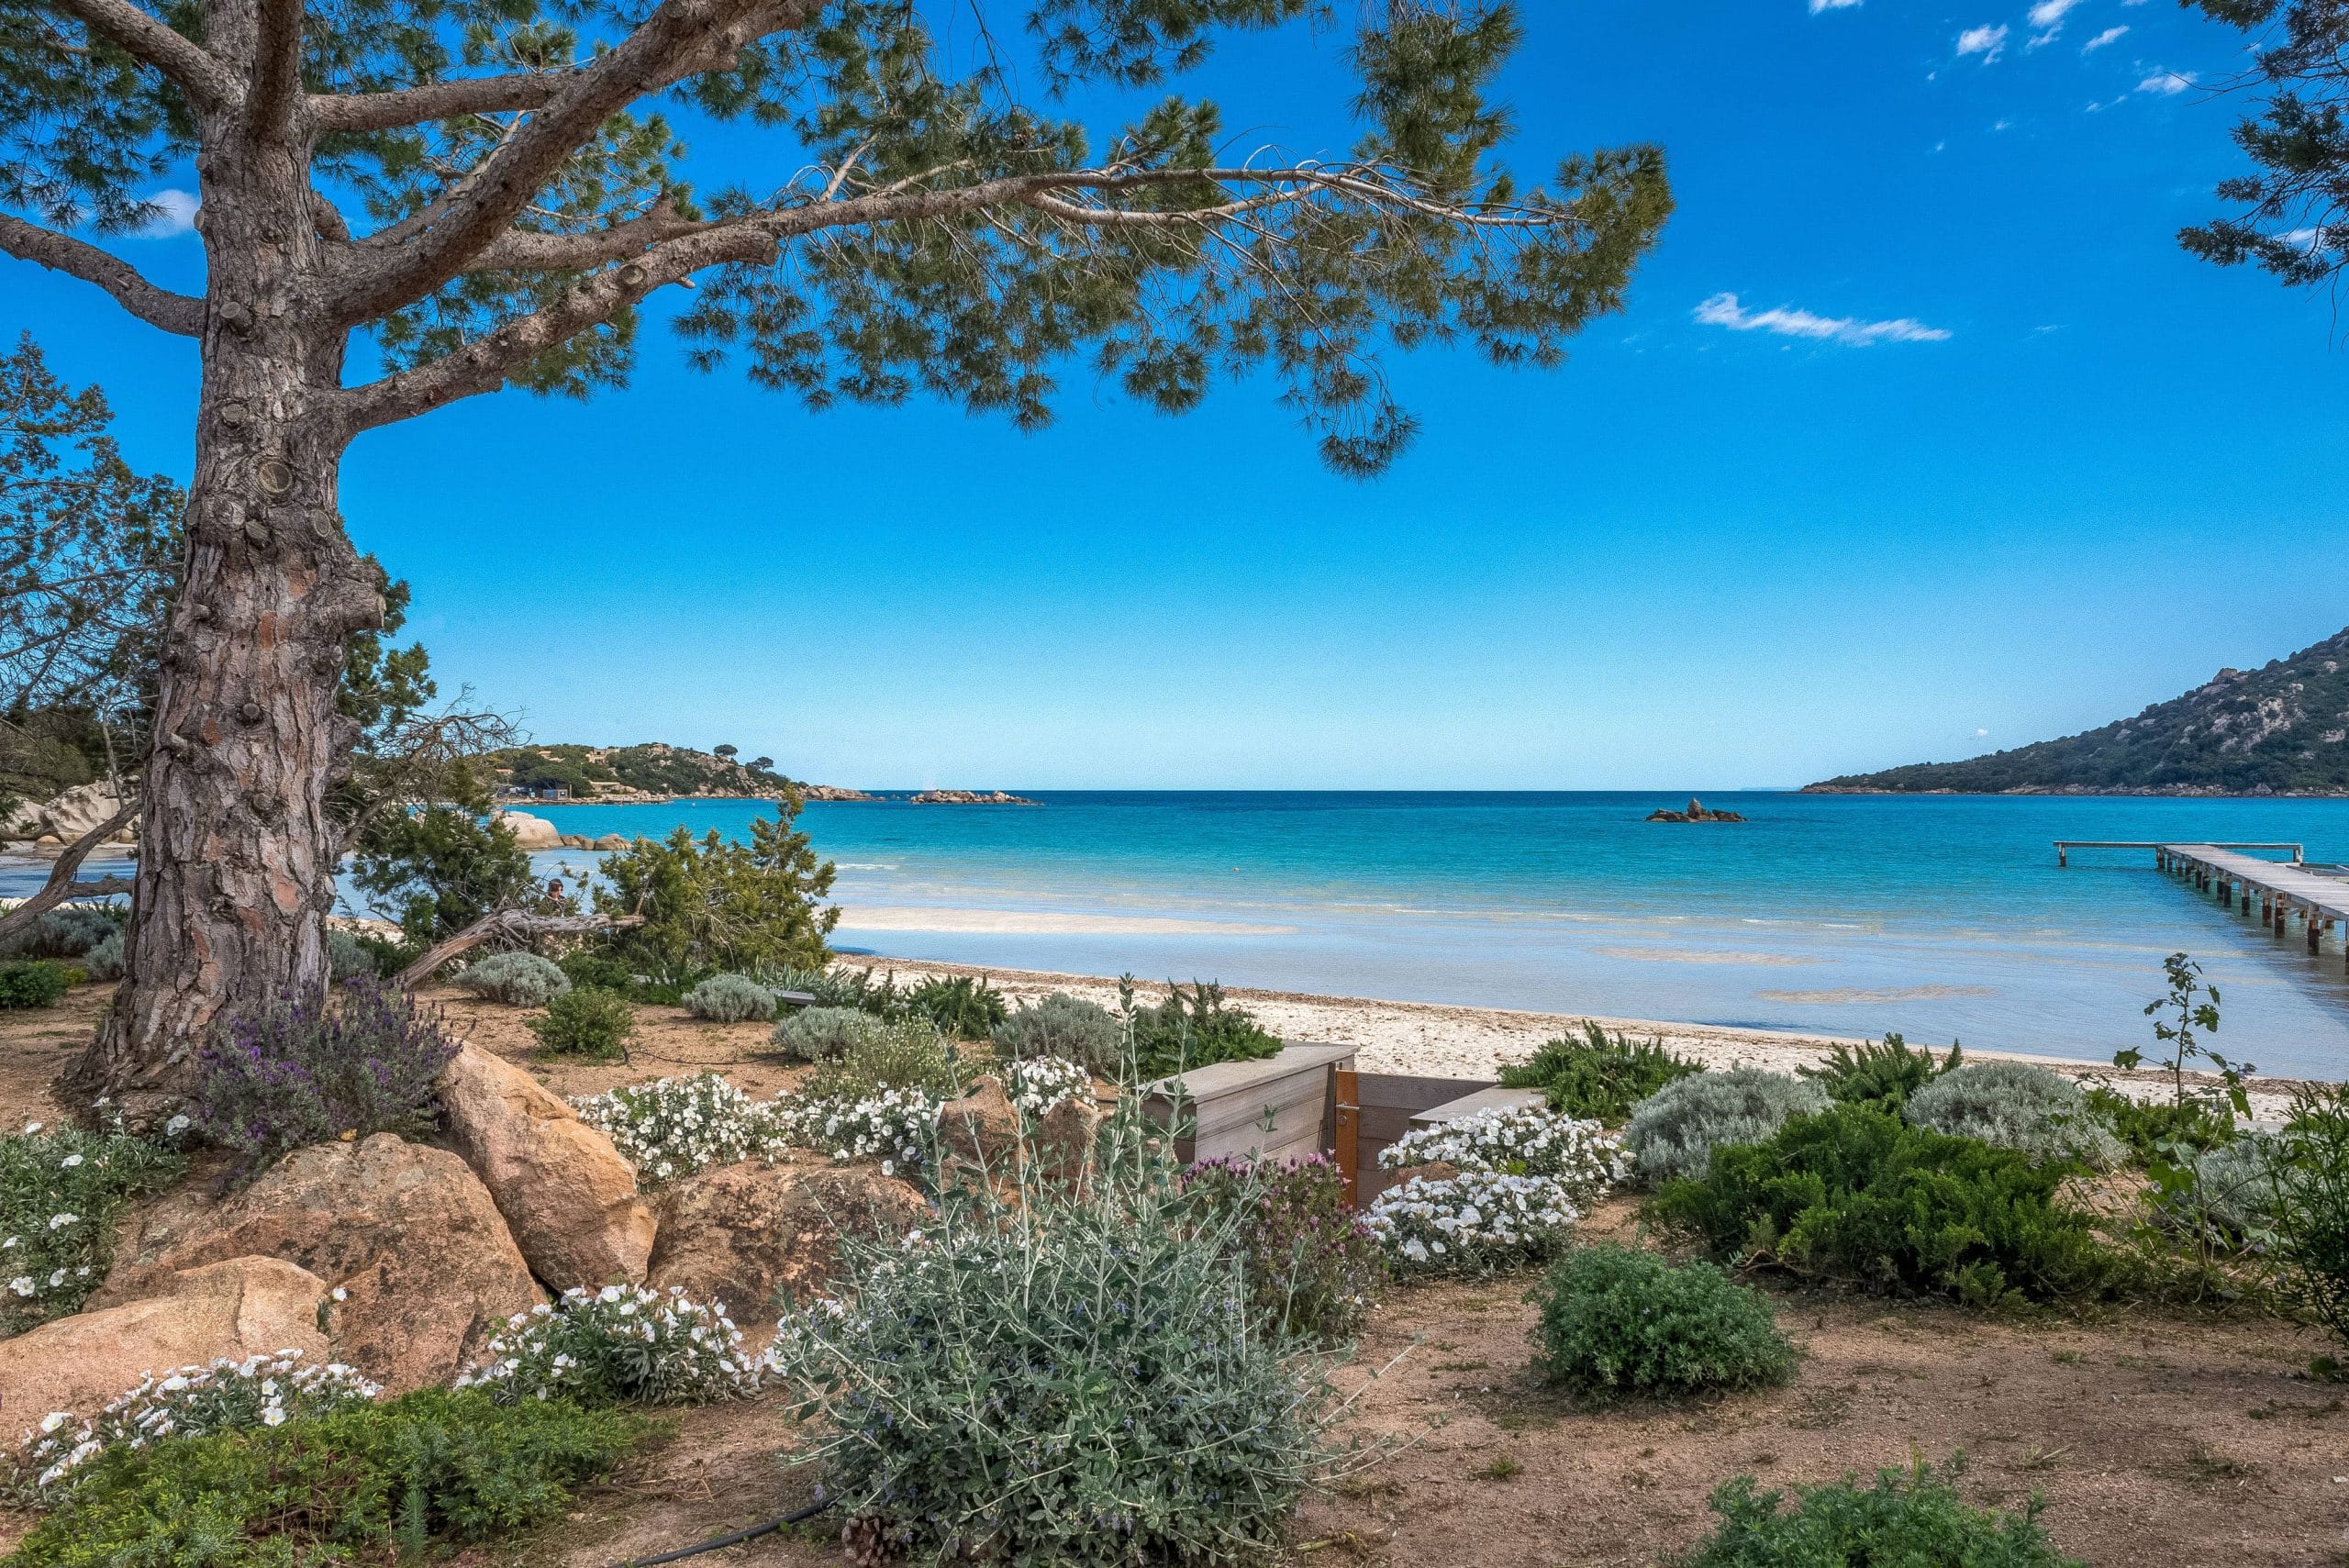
top-left (1, 0), bottom-right (1671, 1106)
top-left (2178, 1), bottom-right (2347, 293)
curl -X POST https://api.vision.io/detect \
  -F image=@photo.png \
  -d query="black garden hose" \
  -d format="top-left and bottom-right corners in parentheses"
top-left (614, 1497), bottom-right (830, 1567)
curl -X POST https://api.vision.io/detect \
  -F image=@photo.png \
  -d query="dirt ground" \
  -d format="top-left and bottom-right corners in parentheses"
top-left (6, 983), bottom-right (2346, 1568)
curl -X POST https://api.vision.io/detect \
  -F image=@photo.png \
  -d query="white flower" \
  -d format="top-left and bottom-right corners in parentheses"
top-left (58, 1154), bottom-right (83, 1170)
top-left (8, 1277), bottom-right (33, 1297)
top-left (47, 1213), bottom-right (77, 1230)
top-left (163, 1114), bottom-right (192, 1136)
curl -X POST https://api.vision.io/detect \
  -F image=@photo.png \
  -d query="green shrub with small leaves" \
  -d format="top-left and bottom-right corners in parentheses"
top-left (1903, 1062), bottom-right (2125, 1172)
top-left (2270, 1082), bottom-right (2349, 1353)
top-left (992, 992), bottom-right (1124, 1075)
top-left (770, 1005), bottom-right (880, 1062)
top-left (1122, 977), bottom-right (1282, 1081)
top-left (2085, 1085), bottom-right (2235, 1165)
top-left (1648, 1105), bottom-right (2120, 1307)
top-left (528, 986), bottom-right (635, 1060)
top-left (1531, 1244), bottom-right (1796, 1400)
top-left (0, 960), bottom-right (71, 1009)
top-left (454, 951), bottom-right (573, 1006)
top-left (1675, 1460), bottom-right (2084, 1568)
top-left (6, 1388), bottom-right (644, 1568)
top-left (800, 1018), bottom-right (959, 1100)
top-left (0, 906), bottom-right (121, 962)
top-left (1497, 1021), bottom-right (1703, 1123)
top-left (1623, 1068), bottom-right (1827, 1186)
top-left (681, 973), bottom-right (777, 1023)
top-left (1798, 1033), bottom-right (1962, 1111)
top-left (905, 973), bottom-right (1008, 1040)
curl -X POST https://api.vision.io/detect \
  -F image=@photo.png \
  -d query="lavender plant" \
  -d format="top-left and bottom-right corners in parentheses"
top-left (1182, 1152), bottom-right (1386, 1343)
top-left (195, 977), bottom-right (461, 1176)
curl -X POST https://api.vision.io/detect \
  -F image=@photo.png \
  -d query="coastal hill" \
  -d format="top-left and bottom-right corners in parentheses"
top-left (491, 742), bottom-right (798, 800)
top-left (1806, 625), bottom-right (2349, 796)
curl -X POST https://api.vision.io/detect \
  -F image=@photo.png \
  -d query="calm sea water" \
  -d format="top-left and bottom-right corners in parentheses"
top-left (509, 791), bottom-right (2349, 1076)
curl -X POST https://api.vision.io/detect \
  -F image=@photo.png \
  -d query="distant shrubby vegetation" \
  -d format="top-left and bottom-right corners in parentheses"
top-left (490, 741), bottom-right (796, 799)
top-left (1808, 624), bottom-right (2349, 794)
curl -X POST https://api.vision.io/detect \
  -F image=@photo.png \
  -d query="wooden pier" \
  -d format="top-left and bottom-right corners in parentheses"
top-left (2056, 840), bottom-right (2348, 966)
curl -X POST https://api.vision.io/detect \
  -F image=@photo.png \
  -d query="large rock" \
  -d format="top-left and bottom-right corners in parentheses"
top-left (3, 782), bottom-right (131, 843)
top-left (95, 1135), bottom-right (539, 1392)
top-left (648, 1162), bottom-right (926, 1320)
top-left (439, 1046), bottom-right (654, 1291)
top-left (939, 1076), bottom-right (1099, 1188)
top-left (494, 810), bottom-right (562, 850)
top-left (0, 1257), bottom-right (328, 1429)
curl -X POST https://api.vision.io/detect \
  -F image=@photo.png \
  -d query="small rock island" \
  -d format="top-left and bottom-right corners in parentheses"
top-left (1646, 797), bottom-right (1745, 823)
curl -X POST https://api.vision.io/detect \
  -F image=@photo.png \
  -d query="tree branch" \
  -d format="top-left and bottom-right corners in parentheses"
top-left (40, 0), bottom-right (234, 112)
top-left (395, 909), bottom-right (643, 988)
top-left (307, 71), bottom-right (574, 134)
top-left (0, 216), bottom-right (205, 335)
top-left (323, 0), bottom-right (819, 326)
top-left (0, 799), bottom-right (137, 947)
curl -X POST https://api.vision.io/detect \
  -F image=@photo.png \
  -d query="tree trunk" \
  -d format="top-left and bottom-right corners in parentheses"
top-left (67, 128), bottom-right (379, 1113)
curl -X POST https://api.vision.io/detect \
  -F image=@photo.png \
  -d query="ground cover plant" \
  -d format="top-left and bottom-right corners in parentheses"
top-left (451, 950), bottom-right (572, 1006)
top-left (999, 1053), bottom-right (1093, 1118)
top-left (797, 1018), bottom-right (960, 1099)
top-left (1364, 1168), bottom-right (1585, 1278)
top-left (1498, 1022), bottom-right (1703, 1122)
top-left (2268, 1081), bottom-right (2349, 1357)
top-left (569, 1073), bottom-right (791, 1187)
top-left (529, 985), bottom-right (637, 1060)
top-left (0, 960), bottom-right (70, 1010)
top-left (0, 907), bottom-right (121, 963)
top-left (764, 1095), bottom-right (1366, 1566)
top-left (680, 973), bottom-right (777, 1024)
top-left (6, 1388), bottom-right (644, 1568)
top-left (1648, 1104), bottom-right (2118, 1307)
top-left (905, 974), bottom-right (1007, 1040)
top-left (1530, 1243), bottom-right (1796, 1401)
top-left (768, 1004), bottom-right (877, 1062)
top-left (1120, 976), bottom-right (1284, 1081)
top-left (195, 977), bottom-right (459, 1177)
top-left (1622, 1068), bottom-right (1829, 1187)
top-left (0, 1118), bottom-right (184, 1334)
top-left (1379, 1103), bottom-right (1619, 1204)
top-left (16, 1354), bottom-right (381, 1497)
top-left (770, 1085), bottom-right (945, 1177)
top-left (455, 1285), bottom-right (762, 1407)
top-left (1798, 1033), bottom-right (1962, 1111)
top-left (991, 991), bottom-right (1123, 1075)
top-left (79, 933), bottom-right (125, 982)
top-left (1183, 1151), bottom-right (1385, 1343)
top-left (2086, 1084), bottom-right (2235, 1165)
top-left (1903, 1062), bottom-right (2126, 1171)
top-left (1675, 1459), bottom-right (2084, 1568)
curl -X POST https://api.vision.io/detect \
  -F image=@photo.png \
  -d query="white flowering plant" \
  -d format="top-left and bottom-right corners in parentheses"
top-left (1378, 1105), bottom-right (1620, 1204)
top-left (13, 1352), bottom-right (379, 1496)
top-left (772, 1086), bottom-right (944, 1178)
top-left (0, 1116), bottom-right (185, 1336)
top-left (1363, 1169), bottom-right (1584, 1278)
top-left (570, 1073), bottom-right (790, 1188)
top-left (1000, 1054), bottom-right (1092, 1118)
top-left (455, 1284), bottom-right (762, 1407)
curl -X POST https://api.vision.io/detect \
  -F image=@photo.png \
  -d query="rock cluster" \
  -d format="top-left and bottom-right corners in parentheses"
top-left (491, 809), bottom-right (563, 850)
top-left (907, 789), bottom-right (1040, 806)
top-left (1, 782), bottom-right (136, 847)
top-left (1645, 797), bottom-right (1745, 823)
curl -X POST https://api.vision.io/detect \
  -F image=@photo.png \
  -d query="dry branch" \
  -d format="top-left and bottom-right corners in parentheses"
top-left (394, 909), bottom-right (644, 988)
top-left (0, 798), bottom-right (138, 945)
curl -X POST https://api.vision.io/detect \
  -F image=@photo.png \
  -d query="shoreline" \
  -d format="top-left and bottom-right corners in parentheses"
top-left (830, 952), bottom-right (2324, 1117)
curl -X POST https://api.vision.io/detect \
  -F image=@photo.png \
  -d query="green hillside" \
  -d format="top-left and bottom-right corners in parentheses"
top-left (1806, 626), bottom-right (2349, 795)
top-left (491, 742), bottom-right (797, 799)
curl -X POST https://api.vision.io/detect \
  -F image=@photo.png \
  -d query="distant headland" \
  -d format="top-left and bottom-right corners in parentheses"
top-left (1804, 625), bottom-right (2349, 797)
top-left (488, 744), bottom-right (1039, 807)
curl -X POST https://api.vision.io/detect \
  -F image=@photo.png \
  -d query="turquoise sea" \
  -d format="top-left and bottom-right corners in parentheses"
top-left (504, 791), bottom-right (2349, 1077)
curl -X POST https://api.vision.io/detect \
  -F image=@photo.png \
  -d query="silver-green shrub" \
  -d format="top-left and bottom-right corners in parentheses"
top-left (769, 1005), bottom-right (878, 1062)
top-left (1903, 1062), bottom-right (2124, 1171)
top-left (81, 930), bottom-right (125, 983)
top-left (326, 929), bottom-right (375, 982)
top-left (2181, 1133), bottom-right (2292, 1241)
top-left (990, 992), bottom-right (1122, 1074)
top-left (1625, 1069), bottom-right (1827, 1187)
top-left (452, 951), bottom-right (572, 1007)
top-left (765, 1095), bottom-right (1361, 1563)
top-left (682, 973), bottom-right (776, 1023)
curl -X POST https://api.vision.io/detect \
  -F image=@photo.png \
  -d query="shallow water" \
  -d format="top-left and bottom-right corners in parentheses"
top-left (512, 791), bottom-right (2349, 1076)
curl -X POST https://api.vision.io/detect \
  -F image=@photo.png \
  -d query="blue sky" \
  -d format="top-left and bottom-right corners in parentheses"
top-left (9, 1), bottom-right (2347, 790)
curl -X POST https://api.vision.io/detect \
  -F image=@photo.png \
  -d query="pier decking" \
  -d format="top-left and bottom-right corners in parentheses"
top-left (2056, 840), bottom-right (2348, 965)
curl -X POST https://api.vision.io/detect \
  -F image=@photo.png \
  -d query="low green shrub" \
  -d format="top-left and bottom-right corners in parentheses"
top-left (2085, 1084), bottom-right (2235, 1165)
top-left (1903, 1062), bottom-right (2125, 1171)
top-left (528, 986), bottom-right (635, 1060)
top-left (456, 1285), bottom-right (762, 1406)
top-left (342, 929), bottom-right (418, 980)
top-left (2270, 1082), bottom-right (2349, 1353)
top-left (1530, 1244), bottom-right (1796, 1400)
top-left (1623, 1068), bottom-right (1828, 1187)
top-left (558, 945), bottom-right (641, 995)
top-left (770, 1004), bottom-right (878, 1062)
top-left (992, 991), bottom-right (1123, 1075)
top-left (906, 973), bottom-right (1007, 1040)
top-left (0, 907), bottom-right (121, 962)
top-left (0, 1119), bottom-right (184, 1336)
top-left (1498, 1021), bottom-right (1704, 1123)
top-left (1647, 1105), bottom-right (2118, 1307)
top-left (453, 950), bottom-right (573, 1007)
top-left (6, 1387), bottom-right (644, 1568)
top-left (80, 931), bottom-right (125, 983)
top-left (680, 972), bottom-right (776, 1023)
top-left (1182, 1152), bottom-right (1385, 1343)
top-left (800, 1018), bottom-right (958, 1100)
top-left (1123, 977), bottom-right (1282, 1081)
top-left (1798, 1033), bottom-right (1962, 1111)
top-left (0, 960), bottom-right (71, 1009)
top-left (1675, 1460), bottom-right (2083, 1568)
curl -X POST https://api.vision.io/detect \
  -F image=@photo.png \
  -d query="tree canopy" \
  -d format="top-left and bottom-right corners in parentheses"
top-left (2182, 0), bottom-right (2348, 293)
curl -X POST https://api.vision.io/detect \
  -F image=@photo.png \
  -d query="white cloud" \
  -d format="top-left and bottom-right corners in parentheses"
top-left (133, 189), bottom-right (199, 238)
top-left (1957, 23), bottom-right (2009, 61)
top-left (2081, 25), bottom-right (2128, 50)
top-left (1694, 293), bottom-right (1953, 347)
top-left (1809, 0), bottom-right (1864, 11)
top-left (2136, 68), bottom-right (2195, 95)
top-left (1992, 117), bottom-right (2013, 131)
top-left (2026, 0), bottom-right (2085, 27)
